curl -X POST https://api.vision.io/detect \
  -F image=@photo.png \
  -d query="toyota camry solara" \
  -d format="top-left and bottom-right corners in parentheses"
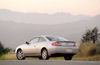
top-left (15, 35), bottom-right (79, 60)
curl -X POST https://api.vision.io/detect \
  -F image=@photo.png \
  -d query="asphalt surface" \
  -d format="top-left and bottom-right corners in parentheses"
top-left (0, 60), bottom-right (100, 65)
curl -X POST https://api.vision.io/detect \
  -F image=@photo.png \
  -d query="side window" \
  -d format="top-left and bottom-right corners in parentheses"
top-left (39, 37), bottom-right (46, 42)
top-left (29, 37), bottom-right (39, 43)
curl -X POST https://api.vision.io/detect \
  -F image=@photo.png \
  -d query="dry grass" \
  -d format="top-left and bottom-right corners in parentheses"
top-left (0, 53), bottom-right (100, 61)
top-left (73, 55), bottom-right (100, 61)
top-left (0, 53), bottom-right (64, 60)
top-left (0, 53), bottom-right (17, 60)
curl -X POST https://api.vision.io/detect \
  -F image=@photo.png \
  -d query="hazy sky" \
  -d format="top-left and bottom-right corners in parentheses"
top-left (0, 0), bottom-right (100, 16)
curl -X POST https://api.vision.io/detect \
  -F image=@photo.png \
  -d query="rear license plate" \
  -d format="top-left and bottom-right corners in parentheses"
top-left (66, 49), bottom-right (72, 52)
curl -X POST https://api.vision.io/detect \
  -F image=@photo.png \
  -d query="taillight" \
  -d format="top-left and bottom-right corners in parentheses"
top-left (73, 43), bottom-right (78, 47)
top-left (52, 42), bottom-right (60, 46)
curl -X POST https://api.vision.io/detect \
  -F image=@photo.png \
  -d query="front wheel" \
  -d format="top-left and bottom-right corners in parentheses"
top-left (39, 49), bottom-right (49, 60)
top-left (16, 50), bottom-right (25, 60)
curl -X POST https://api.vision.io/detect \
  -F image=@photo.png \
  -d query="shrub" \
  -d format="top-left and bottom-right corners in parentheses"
top-left (75, 42), bottom-right (100, 57)
top-left (95, 43), bottom-right (100, 54)
top-left (78, 42), bottom-right (94, 57)
top-left (89, 46), bottom-right (96, 56)
top-left (89, 43), bottom-right (100, 56)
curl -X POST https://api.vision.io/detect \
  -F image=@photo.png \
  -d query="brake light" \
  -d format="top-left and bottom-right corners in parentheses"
top-left (52, 42), bottom-right (60, 46)
top-left (73, 43), bottom-right (78, 47)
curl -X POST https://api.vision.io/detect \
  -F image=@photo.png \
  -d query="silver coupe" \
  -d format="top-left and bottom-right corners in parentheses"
top-left (15, 35), bottom-right (79, 60)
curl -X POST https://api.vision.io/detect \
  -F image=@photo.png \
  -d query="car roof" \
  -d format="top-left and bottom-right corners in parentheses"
top-left (30, 35), bottom-right (68, 41)
top-left (41, 35), bottom-right (68, 40)
top-left (40, 35), bottom-right (58, 38)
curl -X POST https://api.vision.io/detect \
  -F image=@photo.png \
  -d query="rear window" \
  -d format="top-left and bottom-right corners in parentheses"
top-left (46, 36), bottom-right (67, 41)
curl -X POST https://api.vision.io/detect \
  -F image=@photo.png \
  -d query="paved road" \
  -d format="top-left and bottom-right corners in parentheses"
top-left (0, 60), bottom-right (100, 65)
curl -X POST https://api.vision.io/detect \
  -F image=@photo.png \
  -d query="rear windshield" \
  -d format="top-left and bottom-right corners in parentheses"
top-left (46, 36), bottom-right (67, 41)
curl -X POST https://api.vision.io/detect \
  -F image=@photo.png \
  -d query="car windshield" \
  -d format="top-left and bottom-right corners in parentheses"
top-left (46, 36), bottom-right (67, 41)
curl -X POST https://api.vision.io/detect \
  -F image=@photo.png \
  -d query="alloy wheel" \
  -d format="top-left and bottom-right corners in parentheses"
top-left (16, 50), bottom-right (25, 60)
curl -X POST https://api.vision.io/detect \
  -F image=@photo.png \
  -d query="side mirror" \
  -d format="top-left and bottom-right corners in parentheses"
top-left (26, 41), bottom-right (29, 45)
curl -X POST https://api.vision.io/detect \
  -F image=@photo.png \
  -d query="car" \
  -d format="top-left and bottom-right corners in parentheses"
top-left (15, 35), bottom-right (79, 60)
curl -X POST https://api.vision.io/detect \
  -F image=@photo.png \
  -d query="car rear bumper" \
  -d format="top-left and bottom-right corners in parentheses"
top-left (48, 46), bottom-right (79, 56)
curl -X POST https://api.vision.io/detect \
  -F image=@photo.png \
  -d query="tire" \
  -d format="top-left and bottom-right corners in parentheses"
top-left (39, 49), bottom-right (49, 60)
top-left (16, 49), bottom-right (25, 60)
top-left (64, 55), bottom-right (72, 60)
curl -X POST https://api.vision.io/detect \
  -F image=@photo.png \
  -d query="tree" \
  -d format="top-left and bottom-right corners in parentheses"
top-left (91, 27), bottom-right (98, 43)
top-left (0, 42), bottom-right (4, 55)
top-left (81, 29), bottom-right (92, 43)
top-left (0, 42), bottom-right (10, 56)
top-left (81, 27), bottom-right (99, 43)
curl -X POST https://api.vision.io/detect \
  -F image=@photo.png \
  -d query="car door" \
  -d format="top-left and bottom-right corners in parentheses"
top-left (24, 37), bottom-right (39, 56)
top-left (33, 37), bottom-right (47, 54)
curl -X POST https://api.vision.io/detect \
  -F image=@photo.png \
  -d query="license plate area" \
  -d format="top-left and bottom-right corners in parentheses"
top-left (66, 49), bottom-right (72, 52)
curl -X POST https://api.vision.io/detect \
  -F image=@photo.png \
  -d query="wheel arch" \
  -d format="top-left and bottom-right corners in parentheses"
top-left (16, 48), bottom-right (22, 53)
top-left (41, 47), bottom-right (48, 53)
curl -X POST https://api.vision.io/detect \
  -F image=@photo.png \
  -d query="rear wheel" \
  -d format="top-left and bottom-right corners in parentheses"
top-left (16, 49), bottom-right (25, 60)
top-left (64, 55), bottom-right (73, 60)
top-left (39, 49), bottom-right (49, 60)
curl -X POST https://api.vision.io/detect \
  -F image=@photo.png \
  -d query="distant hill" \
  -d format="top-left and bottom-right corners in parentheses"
top-left (0, 9), bottom-right (91, 24)
top-left (0, 9), bottom-right (100, 49)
